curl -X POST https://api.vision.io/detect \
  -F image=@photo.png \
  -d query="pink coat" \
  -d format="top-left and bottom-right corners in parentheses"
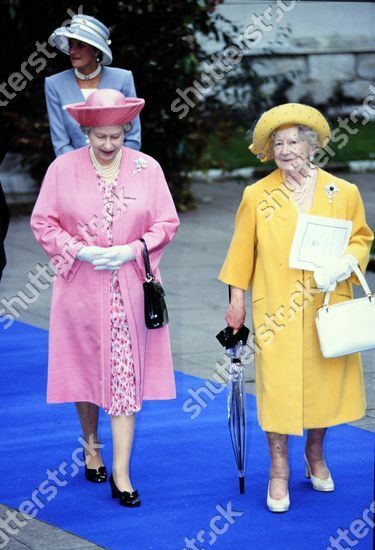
top-left (31, 146), bottom-right (180, 409)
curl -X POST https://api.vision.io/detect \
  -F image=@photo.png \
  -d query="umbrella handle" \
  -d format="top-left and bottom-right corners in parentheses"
top-left (239, 476), bottom-right (245, 494)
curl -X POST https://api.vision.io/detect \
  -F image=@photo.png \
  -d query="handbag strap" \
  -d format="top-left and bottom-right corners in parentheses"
top-left (323, 263), bottom-right (372, 307)
top-left (139, 238), bottom-right (154, 282)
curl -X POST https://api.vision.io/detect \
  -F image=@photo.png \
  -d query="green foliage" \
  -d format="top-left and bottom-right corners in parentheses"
top-left (199, 121), bottom-right (375, 171)
top-left (0, 0), bottom-right (229, 209)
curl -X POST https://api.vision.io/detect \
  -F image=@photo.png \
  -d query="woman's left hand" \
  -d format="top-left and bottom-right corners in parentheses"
top-left (314, 254), bottom-right (358, 292)
top-left (92, 245), bottom-right (135, 270)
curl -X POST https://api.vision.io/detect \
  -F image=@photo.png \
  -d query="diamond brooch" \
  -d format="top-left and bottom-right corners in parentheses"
top-left (132, 157), bottom-right (148, 175)
top-left (324, 183), bottom-right (339, 203)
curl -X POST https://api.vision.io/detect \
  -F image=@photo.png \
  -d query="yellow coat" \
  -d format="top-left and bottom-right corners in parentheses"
top-left (219, 168), bottom-right (373, 435)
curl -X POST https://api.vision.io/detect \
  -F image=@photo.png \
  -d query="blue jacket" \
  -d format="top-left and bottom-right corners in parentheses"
top-left (45, 67), bottom-right (141, 156)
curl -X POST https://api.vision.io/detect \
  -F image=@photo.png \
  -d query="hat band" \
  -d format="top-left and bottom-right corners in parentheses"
top-left (71, 17), bottom-right (109, 40)
top-left (68, 20), bottom-right (108, 44)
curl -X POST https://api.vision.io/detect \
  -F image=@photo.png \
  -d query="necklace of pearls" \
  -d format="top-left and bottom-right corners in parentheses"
top-left (75, 65), bottom-right (102, 81)
top-left (89, 147), bottom-right (122, 182)
top-left (284, 168), bottom-right (316, 206)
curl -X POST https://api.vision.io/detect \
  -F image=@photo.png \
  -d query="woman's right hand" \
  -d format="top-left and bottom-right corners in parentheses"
top-left (225, 286), bottom-right (246, 334)
top-left (225, 303), bottom-right (246, 335)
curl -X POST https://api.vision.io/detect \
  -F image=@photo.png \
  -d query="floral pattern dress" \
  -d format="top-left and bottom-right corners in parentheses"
top-left (95, 170), bottom-right (140, 416)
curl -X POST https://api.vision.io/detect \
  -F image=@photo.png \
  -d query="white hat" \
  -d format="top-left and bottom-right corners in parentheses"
top-left (50, 15), bottom-right (113, 65)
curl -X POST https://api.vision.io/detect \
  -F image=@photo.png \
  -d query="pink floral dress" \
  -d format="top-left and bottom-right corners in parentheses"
top-left (95, 170), bottom-right (140, 416)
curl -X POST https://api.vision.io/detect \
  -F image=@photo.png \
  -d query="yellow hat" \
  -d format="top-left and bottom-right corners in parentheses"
top-left (249, 103), bottom-right (331, 162)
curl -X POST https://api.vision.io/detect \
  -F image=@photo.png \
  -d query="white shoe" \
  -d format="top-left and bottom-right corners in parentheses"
top-left (304, 454), bottom-right (334, 492)
top-left (267, 480), bottom-right (290, 512)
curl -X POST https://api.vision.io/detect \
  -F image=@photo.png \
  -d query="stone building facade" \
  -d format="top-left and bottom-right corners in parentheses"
top-left (253, 51), bottom-right (375, 108)
top-left (206, 1), bottom-right (375, 110)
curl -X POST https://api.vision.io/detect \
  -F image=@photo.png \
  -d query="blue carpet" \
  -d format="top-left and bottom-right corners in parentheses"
top-left (0, 321), bottom-right (374, 549)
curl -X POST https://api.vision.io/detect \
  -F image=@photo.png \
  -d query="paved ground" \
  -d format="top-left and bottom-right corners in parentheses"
top-left (0, 504), bottom-right (103, 549)
top-left (1, 172), bottom-right (374, 547)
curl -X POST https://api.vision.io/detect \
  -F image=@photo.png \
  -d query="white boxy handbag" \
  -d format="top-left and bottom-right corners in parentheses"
top-left (315, 263), bottom-right (375, 358)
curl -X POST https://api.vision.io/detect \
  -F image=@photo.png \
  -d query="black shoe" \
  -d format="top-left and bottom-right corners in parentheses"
top-left (83, 450), bottom-right (107, 483)
top-left (110, 474), bottom-right (141, 507)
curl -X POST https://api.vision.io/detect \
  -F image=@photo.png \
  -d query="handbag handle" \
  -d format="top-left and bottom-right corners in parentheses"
top-left (139, 238), bottom-right (154, 282)
top-left (323, 263), bottom-right (372, 307)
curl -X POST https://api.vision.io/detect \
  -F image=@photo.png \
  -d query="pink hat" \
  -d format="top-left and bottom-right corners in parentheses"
top-left (67, 89), bottom-right (145, 126)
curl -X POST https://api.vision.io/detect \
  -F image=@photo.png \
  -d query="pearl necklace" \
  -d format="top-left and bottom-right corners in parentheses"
top-left (75, 65), bottom-right (102, 81)
top-left (284, 169), bottom-right (316, 205)
top-left (89, 147), bottom-right (122, 182)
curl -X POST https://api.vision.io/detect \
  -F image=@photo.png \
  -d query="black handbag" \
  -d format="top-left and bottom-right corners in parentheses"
top-left (140, 238), bottom-right (169, 329)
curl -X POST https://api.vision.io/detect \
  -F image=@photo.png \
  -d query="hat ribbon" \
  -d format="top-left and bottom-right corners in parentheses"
top-left (69, 18), bottom-right (109, 42)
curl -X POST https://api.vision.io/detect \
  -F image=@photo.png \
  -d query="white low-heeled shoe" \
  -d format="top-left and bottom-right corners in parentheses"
top-left (267, 480), bottom-right (290, 512)
top-left (304, 454), bottom-right (334, 492)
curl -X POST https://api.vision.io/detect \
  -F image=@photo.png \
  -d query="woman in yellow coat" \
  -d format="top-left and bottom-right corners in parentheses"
top-left (219, 103), bottom-right (373, 513)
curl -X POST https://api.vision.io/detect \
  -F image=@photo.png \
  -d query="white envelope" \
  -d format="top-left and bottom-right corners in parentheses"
top-left (289, 214), bottom-right (352, 271)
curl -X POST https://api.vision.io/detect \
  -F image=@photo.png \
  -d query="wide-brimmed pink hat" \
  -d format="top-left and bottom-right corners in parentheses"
top-left (67, 89), bottom-right (145, 127)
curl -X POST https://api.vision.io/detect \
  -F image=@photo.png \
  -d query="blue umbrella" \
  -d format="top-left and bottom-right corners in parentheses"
top-left (216, 325), bottom-right (250, 494)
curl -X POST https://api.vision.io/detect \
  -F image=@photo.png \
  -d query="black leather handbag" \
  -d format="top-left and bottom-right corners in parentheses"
top-left (140, 238), bottom-right (169, 329)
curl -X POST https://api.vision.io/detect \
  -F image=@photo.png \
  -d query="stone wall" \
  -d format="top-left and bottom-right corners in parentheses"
top-left (210, 1), bottom-right (375, 110)
top-left (250, 51), bottom-right (375, 107)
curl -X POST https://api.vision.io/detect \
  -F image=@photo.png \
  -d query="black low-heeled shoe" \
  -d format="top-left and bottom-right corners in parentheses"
top-left (85, 464), bottom-right (107, 483)
top-left (110, 474), bottom-right (141, 507)
top-left (83, 451), bottom-right (107, 483)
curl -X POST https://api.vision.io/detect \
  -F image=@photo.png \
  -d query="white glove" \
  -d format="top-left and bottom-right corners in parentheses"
top-left (92, 245), bottom-right (135, 270)
top-left (77, 246), bottom-right (108, 264)
top-left (314, 255), bottom-right (358, 292)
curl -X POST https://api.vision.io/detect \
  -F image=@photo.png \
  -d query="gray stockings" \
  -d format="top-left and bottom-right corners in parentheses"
top-left (266, 432), bottom-right (289, 479)
top-left (267, 428), bottom-right (328, 478)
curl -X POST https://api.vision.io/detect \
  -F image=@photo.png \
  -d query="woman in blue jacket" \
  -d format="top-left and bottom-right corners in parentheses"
top-left (46, 14), bottom-right (141, 156)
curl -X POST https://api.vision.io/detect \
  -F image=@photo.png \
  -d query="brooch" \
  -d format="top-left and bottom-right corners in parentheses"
top-left (132, 157), bottom-right (148, 175)
top-left (324, 183), bottom-right (339, 203)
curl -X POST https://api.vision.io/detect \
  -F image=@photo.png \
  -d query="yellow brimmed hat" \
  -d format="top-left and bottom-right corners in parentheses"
top-left (249, 103), bottom-right (331, 162)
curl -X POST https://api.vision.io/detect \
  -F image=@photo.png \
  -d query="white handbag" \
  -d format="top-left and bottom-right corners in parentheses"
top-left (315, 263), bottom-right (375, 358)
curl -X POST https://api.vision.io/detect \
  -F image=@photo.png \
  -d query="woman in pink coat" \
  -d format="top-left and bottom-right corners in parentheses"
top-left (31, 89), bottom-right (179, 507)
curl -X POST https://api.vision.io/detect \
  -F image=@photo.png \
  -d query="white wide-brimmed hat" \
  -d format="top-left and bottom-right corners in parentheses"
top-left (49, 14), bottom-right (113, 65)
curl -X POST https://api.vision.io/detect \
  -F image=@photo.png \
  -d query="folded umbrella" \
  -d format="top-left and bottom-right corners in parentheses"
top-left (216, 325), bottom-right (250, 494)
